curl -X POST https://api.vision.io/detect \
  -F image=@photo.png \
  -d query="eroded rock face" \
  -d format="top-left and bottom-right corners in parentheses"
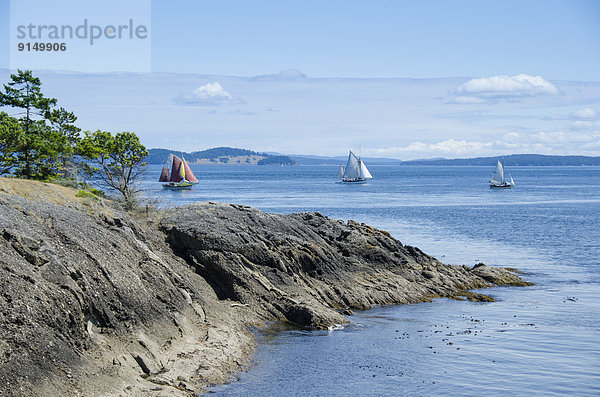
top-left (0, 187), bottom-right (531, 397)
top-left (0, 192), bottom-right (255, 397)
top-left (160, 203), bottom-right (527, 328)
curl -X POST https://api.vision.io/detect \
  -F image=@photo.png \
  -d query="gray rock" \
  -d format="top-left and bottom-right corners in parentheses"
top-left (159, 202), bottom-right (528, 328)
top-left (0, 185), bottom-right (532, 396)
top-left (0, 190), bottom-right (254, 396)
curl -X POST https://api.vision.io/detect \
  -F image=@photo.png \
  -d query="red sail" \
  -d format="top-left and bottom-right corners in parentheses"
top-left (169, 156), bottom-right (183, 182)
top-left (158, 166), bottom-right (169, 182)
top-left (182, 159), bottom-right (198, 183)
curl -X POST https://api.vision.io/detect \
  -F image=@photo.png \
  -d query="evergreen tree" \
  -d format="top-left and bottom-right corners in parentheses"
top-left (0, 112), bottom-right (23, 175)
top-left (46, 107), bottom-right (82, 178)
top-left (0, 70), bottom-right (80, 179)
top-left (0, 70), bottom-right (57, 178)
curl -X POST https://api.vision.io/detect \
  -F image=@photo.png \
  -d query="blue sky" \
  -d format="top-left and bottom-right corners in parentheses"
top-left (149, 0), bottom-right (600, 80)
top-left (1, 0), bottom-right (599, 158)
top-left (2, 0), bottom-right (599, 79)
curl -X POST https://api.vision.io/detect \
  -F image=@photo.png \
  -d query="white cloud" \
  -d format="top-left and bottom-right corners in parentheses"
top-left (451, 74), bottom-right (559, 103)
top-left (523, 131), bottom-right (596, 145)
top-left (570, 120), bottom-right (600, 130)
top-left (371, 139), bottom-right (494, 158)
top-left (192, 82), bottom-right (232, 101)
top-left (448, 96), bottom-right (487, 104)
top-left (580, 140), bottom-right (600, 150)
top-left (427, 139), bottom-right (493, 154)
top-left (570, 107), bottom-right (598, 120)
top-left (370, 130), bottom-right (600, 160)
top-left (174, 82), bottom-right (241, 105)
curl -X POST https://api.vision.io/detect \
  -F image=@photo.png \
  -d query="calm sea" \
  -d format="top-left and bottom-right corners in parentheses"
top-left (142, 165), bottom-right (600, 396)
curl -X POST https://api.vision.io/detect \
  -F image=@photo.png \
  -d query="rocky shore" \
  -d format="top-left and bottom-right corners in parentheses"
top-left (0, 178), bottom-right (531, 396)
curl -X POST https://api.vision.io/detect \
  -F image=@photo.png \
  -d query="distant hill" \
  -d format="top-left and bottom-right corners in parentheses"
top-left (403, 154), bottom-right (600, 166)
top-left (147, 147), bottom-right (296, 165)
top-left (257, 156), bottom-right (296, 165)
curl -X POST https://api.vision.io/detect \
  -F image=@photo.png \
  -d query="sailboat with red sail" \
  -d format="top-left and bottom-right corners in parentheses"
top-left (158, 155), bottom-right (198, 190)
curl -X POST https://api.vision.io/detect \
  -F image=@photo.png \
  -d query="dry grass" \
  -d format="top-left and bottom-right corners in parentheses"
top-left (0, 177), bottom-right (115, 217)
top-left (0, 177), bottom-right (81, 205)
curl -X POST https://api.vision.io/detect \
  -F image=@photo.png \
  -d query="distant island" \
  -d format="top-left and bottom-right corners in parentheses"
top-left (147, 147), bottom-right (296, 165)
top-left (402, 154), bottom-right (600, 166)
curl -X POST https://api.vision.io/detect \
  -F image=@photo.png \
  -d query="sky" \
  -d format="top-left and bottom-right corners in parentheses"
top-left (149, 0), bottom-right (600, 80)
top-left (1, 0), bottom-right (599, 159)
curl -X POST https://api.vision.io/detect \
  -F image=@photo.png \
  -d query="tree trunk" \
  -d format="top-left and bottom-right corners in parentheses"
top-left (24, 105), bottom-right (31, 178)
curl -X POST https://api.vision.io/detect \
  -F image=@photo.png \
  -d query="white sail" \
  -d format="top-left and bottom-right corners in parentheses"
top-left (336, 165), bottom-right (345, 178)
top-left (496, 160), bottom-right (505, 182)
top-left (509, 175), bottom-right (515, 186)
top-left (359, 160), bottom-right (372, 179)
top-left (491, 160), bottom-right (505, 183)
top-left (343, 151), bottom-right (361, 179)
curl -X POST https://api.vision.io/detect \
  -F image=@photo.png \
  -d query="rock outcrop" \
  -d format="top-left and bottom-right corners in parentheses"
top-left (160, 203), bottom-right (528, 329)
top-left (0, 179), bottom-right (531, 396)
top-left (0, 180), bottom-right (256, 396)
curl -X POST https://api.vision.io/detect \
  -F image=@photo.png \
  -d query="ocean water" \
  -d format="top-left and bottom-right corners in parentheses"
top-left (143, 165), bottom-right (600, 396)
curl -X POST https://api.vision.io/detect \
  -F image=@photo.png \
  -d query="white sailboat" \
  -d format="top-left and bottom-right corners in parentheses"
top-left (340, 151), bottom-right (373, 183)
top-left (489, 160), bottom-right (515, 188)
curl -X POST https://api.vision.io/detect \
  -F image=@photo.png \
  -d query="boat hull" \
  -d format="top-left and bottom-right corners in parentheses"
top-left (489, 183), bottom-right (512, 189)
top-left (162, 183), bottom-right (196, 190)
top-left (342, 178), bottom-right (368, 183)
